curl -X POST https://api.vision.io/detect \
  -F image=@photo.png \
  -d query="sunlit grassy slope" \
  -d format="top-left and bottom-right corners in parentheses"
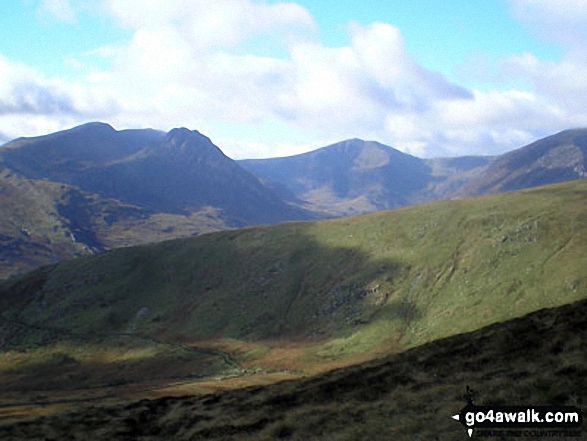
top-left (0, 181), bottom-right (587, 356)
top-left (1, 180), bottom-right (586, 378)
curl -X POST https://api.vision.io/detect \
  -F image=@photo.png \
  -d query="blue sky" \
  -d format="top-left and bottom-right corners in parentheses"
top-left (298, 1), bottom-right (560, 83)
top-left (1, 0), bottom-right (587, 158)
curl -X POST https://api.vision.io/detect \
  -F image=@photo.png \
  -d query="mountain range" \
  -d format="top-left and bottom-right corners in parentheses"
top-left (0, 123), bottom-right (313, 278)
top-left (240, 129), bottom-right (587, 215)
top-left (0, 123), bottom-right (586, 278)
top-left (0, 122), bottom-right (310, 222)
top-left (1, 123), bottom-right (586, 438)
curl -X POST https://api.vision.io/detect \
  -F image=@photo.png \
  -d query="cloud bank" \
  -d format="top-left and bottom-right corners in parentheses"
top-left (2, 0), bottom-right (587, 158)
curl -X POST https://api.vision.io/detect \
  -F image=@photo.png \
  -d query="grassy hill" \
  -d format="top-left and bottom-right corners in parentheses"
top-left (0, 179), bottom-right (585, 410)
top-left (2, 291), bottom-right (586, 440)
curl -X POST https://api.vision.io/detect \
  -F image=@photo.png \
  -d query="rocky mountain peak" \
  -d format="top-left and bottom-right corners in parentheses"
top-left (162, 127), bottom-right (225, 161)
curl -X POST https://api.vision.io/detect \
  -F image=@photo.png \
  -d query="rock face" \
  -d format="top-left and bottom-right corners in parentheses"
top-left (160, 127), bottom-right (227, 163)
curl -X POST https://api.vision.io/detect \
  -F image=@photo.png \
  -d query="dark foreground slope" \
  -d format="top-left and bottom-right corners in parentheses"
top-left (2, 295), bottom-right (585, 440)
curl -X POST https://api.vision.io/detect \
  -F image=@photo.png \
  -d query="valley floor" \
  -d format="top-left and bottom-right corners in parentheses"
top-left (1, 297), bottom-right (586, 440)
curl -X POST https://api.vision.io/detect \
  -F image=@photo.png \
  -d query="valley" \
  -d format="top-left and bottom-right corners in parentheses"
top-left (0, 179), bottom-right (585, 436)
top-left (3, 2), bottom-right (587, 439)
top-left (2, 287), bottom-right (586, 440)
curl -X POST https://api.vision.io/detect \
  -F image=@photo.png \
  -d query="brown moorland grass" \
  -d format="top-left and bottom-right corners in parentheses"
top-left (1, 296), bottom-right (586, 440)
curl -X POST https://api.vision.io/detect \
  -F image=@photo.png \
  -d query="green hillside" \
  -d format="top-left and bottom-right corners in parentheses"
top-left (3, 288), bottom-right (586, 440)
top-left (0, 180), bottom-right (586, 404)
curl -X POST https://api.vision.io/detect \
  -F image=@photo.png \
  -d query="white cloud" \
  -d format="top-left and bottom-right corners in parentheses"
top-left (3, 0), bottom-right (587, 159)
top-left (102, 0), bottom-right (316, 50)
top-left (38, 0), bottom-right (77, 23)
top-left (0, 55), bottom-right (119, 141)
top-left (0, 56), bottom-right (74, 115)
top-left (454, 1), bottom-right (587, 150)
top-left (500, 53), bottom-right (587, 115)
top-left (269, 22), bottom-right (474, 143)
top-left (508, 0), bottom-right (587, 46)
top-left (76, 1), bottom-right (317, 130)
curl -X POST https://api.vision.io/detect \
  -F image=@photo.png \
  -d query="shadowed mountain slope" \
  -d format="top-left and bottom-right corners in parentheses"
top-left (456, 128), bottom-right (587, 196)
top-left (0, 122), bottom-right (164, 181)
top-left (240, 139), bottom-right (435, 216)
top-left (0, 123), bottom-right (315, 278)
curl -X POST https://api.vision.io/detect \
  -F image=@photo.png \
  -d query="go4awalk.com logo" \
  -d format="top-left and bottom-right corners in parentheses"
top-left (451, 388), bottom-right (583, 438)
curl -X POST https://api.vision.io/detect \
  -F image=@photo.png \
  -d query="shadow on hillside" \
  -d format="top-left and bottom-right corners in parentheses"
top-left (0, 222), bottom-right (413, 343)
top-left (0, 221), bottom-right (419, 412)
top-left (2, 290), bottom-right (586, 440)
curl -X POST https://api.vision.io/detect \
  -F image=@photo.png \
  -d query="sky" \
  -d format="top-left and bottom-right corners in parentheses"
top-left (1, 0), bottom-right (587, 159)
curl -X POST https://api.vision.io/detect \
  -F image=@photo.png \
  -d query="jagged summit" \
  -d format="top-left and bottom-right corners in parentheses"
top-left (161, 127), bottom-right (226, 161)
top-left (0, 122), bottom-right (314, 265)
top-left (165, 127), bottom-right (207, 143)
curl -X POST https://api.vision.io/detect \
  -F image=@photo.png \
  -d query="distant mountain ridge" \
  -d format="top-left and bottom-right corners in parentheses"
top-left (1, 122), bottom-right (164, 181)
top-left (0, 123), bottom-right (315, 278)
top-left (240, 139), bottom-right (489, 215)
top-left (1, 123), bottom-right (310, 223)
top-left (240, 139), bottom-right (433, 215)
top-left (240, 129), bottom-right (587, 215)
top-left (0, 123), bottom-right (586, 278)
